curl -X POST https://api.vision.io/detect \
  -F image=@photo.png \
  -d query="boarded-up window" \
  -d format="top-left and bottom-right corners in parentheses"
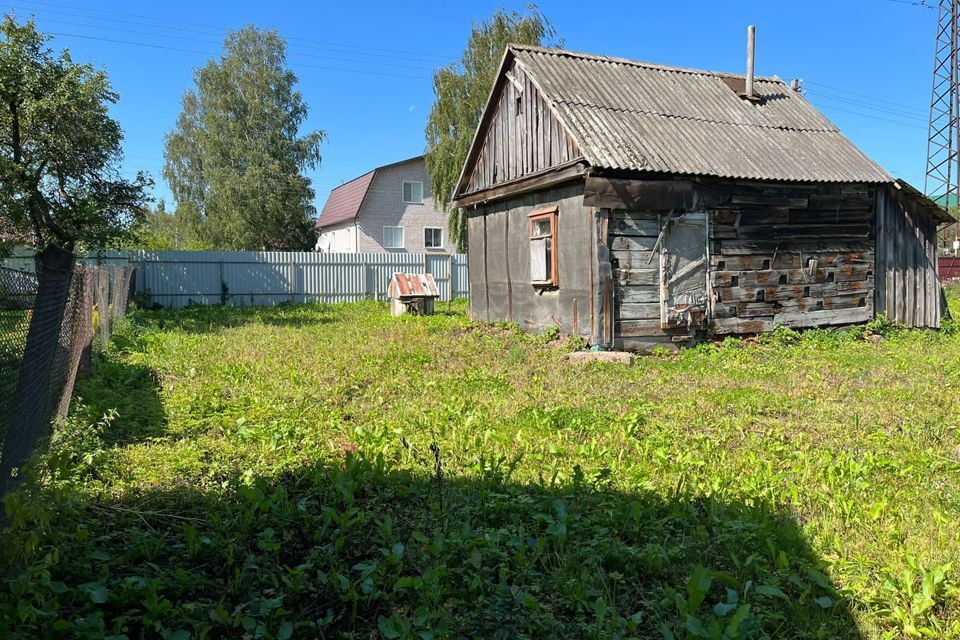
top-left (529, 207), bottom-right (558, 286)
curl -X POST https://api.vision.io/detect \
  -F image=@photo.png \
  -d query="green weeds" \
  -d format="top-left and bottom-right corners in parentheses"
top-left (2, 296), bottom-right (960, 638)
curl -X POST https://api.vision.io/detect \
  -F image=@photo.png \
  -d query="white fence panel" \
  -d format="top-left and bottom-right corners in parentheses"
top-left (4, 250), bottom-right (469, 308)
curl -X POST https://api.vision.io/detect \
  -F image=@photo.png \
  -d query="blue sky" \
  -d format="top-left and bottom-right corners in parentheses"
top-left (2, 0), bottom-right (937, 211)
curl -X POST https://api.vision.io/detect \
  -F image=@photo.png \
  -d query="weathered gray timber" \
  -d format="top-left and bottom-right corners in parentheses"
top-left (452, 44), bottom-right (954, 351)
top-left (460, 59), bottom-right (581, 196)
top-left (875, 182), bottom-right (944, 328)
top-left (467, 183), bottom-right (592, 337)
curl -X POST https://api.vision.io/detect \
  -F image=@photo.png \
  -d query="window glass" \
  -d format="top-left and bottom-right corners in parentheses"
top-left (528, 208), bottom-right (558, 286)
top-left (531, 219), bottom-right (552, 237)
top-left (403, 181), bottom-right (424, 204)
top-left (383, 226), bottom-right (405, 249)
top-left (424, 228), bottom-right (442, 249)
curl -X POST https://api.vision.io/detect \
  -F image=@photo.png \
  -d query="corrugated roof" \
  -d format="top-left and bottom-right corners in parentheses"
top-left (506, 45), bottom-right (892, 184)
top-left (388, 272), bottom-right (440, 298)
top-left (316, 170), bottom-right (375, 228)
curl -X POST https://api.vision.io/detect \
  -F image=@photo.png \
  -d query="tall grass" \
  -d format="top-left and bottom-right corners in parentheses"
top-left (2, 297), bottom-right (959, 638)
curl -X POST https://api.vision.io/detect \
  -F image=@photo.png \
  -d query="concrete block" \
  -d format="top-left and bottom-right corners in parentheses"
top-left (565, 351), bottom-right (634, 365)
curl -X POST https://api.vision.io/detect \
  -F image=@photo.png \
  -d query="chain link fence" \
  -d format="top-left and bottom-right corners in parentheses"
top-left (0, 252), bottom-right (134, 496)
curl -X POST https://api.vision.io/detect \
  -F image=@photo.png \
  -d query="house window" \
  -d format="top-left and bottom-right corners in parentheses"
top-left (403, 181), bottom-right (424, 204)
top-left (383, 226), bottom-right (405, 249)
top-left (529, 206), bottom-right (558, 287)
top-left (424, 227), bottom-right (443, 249)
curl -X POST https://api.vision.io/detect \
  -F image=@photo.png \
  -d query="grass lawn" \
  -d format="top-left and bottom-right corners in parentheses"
top-left (2, 288), bottom-right (960, 639)
top-left (0, 308), bottom-right (31, 443)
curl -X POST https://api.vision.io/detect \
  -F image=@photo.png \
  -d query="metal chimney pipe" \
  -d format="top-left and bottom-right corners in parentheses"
top-left (746, 25), bottom-right (756, 99)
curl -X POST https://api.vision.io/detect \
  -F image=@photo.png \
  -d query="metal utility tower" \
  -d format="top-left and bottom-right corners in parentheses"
top-left (926, 0), bottom-right (960, 249)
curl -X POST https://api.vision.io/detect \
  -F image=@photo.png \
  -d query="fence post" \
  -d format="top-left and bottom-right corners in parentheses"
top-left (289, 255), bottom-right (296, 303)
top-left (219, 260), bottom-right (225, 305)
top-left (0, 245), bottom-right (75, 498)
top-left (447, 253), bottom-right (453, 300)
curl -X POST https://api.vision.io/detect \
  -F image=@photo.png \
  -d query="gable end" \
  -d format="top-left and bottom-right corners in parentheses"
top-left (456, 57), bottom-right (584, 202)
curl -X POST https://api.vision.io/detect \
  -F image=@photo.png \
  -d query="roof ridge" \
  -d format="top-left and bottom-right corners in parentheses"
top-left (328, 168), bottom-right (376, 193)
top-left (509, 43), bottom-right (783, 83)
top-left (328, 155), bottom-right (424, 192)
top-left (553, 98), bottom-right (838, 133)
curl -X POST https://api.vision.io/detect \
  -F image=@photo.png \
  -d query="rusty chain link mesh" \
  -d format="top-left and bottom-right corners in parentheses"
top-left (0, 258), bottom-right (135, 496)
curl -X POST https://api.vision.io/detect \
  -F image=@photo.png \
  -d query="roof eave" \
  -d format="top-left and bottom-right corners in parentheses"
top-left (450, 47), bottom-right (518, 203)
top-left (894, 178), bottom-right (956, 223)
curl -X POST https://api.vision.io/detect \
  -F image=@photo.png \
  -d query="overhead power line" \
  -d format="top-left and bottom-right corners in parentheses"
top-left (43, 31), bottom-right (432, 80)
top-left (15, 15), bottom-right (440, 72)
top-left (5, 0), bottom-right (457, 62)
top-left (804, 80), bottom-right (930, 112)
top-left (809, 101), bottom-right (927, 129)
top-left (806, 91), bottom-right (928, 122)
top-left (879, 0), bottom-right (935, 8)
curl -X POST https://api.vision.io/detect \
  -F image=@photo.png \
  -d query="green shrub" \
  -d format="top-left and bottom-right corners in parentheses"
top-left (864, 314), bottom-right (900, 339)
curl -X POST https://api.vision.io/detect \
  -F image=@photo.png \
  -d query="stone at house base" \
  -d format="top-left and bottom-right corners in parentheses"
top-left (565, 351), bottom-right (634, 366)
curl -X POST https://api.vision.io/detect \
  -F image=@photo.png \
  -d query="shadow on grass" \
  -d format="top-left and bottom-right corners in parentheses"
top-left (69, 356), bottom-right (168, 446)
top-left (0, 453), bottom-right (866, 639)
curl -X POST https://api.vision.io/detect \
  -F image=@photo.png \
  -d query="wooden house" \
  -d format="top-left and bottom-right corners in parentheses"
top-left (451, 45), bottom-right (954, 351)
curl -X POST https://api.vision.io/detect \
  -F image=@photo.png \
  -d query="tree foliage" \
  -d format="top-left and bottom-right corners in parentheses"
top-left (164, 26), bottom-right (324, 251)
top-left (0, 15), bottom-right (151, 251)
top-left (424, 6), bottom-right (556, 252)
top-left (126, 201), bottom-right (207, 250)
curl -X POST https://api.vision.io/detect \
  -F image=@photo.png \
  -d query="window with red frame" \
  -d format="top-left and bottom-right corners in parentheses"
top-left (529, 206), bottom-right (558, 287)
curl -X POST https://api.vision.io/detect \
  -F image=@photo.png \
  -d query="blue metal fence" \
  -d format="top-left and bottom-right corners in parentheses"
top-left (5, 250), bottom-right (469, 308)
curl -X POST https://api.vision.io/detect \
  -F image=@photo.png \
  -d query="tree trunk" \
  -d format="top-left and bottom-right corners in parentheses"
top-left (0, 245), bottom-right (75, 497)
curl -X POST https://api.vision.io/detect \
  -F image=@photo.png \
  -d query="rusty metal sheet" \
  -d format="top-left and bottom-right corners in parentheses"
top-left (388, 272), bottom-right (440, 298)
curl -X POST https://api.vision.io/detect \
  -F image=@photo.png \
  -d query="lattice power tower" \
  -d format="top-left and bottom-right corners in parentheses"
top-left (926, 0), bottom-right (960, 248)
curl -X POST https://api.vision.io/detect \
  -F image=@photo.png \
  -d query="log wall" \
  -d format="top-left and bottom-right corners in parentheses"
top-left (708, 183), bottom-right (876, 334)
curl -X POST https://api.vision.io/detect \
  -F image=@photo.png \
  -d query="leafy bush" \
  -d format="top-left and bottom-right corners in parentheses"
top-left (864, 314), bottom-right (901, 340)
top-left (535, 325), bottom-right (561, 344)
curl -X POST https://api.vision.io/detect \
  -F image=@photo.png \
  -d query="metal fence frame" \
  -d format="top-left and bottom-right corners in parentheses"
top-left (5, 250), bottom-right (470, 309)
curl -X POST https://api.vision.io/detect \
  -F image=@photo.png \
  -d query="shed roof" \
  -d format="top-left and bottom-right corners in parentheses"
top-left (457, 45), bottom-right (892, 197)
top-left (388, 272), bottom-right (440, 298)
top-left (317, 156), bottom-right (424, 229)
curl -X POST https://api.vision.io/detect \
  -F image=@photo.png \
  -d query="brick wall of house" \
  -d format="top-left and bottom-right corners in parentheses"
top-left (356, 158), bottom-right (449, 253)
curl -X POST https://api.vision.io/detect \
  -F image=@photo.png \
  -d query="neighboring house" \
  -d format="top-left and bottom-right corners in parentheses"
top-left (315, 156), bottom-right (449, 253)
top-left (451, 44), bottom-right (954, 351)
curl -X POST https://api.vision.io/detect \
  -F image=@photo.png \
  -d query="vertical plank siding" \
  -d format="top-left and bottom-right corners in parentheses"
top-left (465, 182), bottom-right (594, 337)
top-left (465, 61), bottom-right (581, 194)
top-left (875, 188), bottom-right (942, 328)
top-left (609, 210), bottom-right (672, 346)
top-left (5, 251), bottom-right (470, 308)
